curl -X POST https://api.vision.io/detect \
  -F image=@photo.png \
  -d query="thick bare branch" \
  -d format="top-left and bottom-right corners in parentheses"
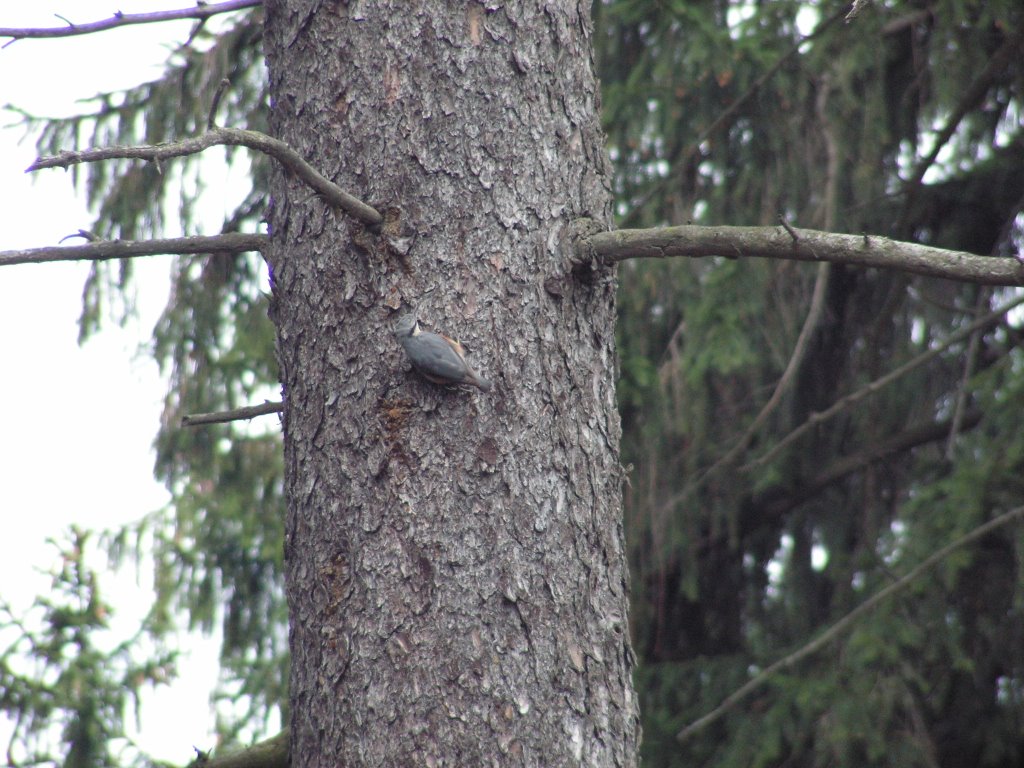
top-left (182, 401), bottom-right (283, 427)
top-left (0, 233), bottom-right (267, 267)
top-left (0, 1), bottom-right (261, 41)
top-left (583, 224), bottom-right (1024, 286)
top-left (28, 127), bottom-right (383, 227)
top-left (677, 503), bottom-right (1024, 742)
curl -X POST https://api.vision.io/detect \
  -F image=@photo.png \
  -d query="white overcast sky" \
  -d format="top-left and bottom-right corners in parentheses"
top-left (0, 3), bottom-right (258, 762)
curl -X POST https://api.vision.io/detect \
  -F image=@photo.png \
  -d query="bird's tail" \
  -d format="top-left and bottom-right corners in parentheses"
top-left (469, 369), bottom-right (492, 392)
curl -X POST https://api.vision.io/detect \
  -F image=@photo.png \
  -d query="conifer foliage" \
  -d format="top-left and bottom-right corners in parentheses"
top-left (597, 1), bottom-right (1024, 764)
top-left (2, 0), bottom-right (1024, 766)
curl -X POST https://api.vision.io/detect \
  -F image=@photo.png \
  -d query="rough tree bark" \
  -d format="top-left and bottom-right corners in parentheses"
top-left (262, 1), bottom-right (639, 765)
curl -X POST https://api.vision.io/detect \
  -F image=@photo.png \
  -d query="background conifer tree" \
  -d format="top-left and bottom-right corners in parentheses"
top-left (2, 1), bottom-right (1023, 766)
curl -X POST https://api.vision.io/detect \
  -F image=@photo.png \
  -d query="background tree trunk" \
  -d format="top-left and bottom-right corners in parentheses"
top-left (262, 1), bottom-right (639, 764)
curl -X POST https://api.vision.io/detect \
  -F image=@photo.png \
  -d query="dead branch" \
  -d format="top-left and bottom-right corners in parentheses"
top-left (0, 1), bottom-right (261, 41)
top-left (27, 126), bottom-right (383, 227)
top-left (0, 233), bottom-right (267, 267)
top-left (182, 400), bottom-right (283, 427)
top-left (583, 224), bottom-right (1024, 286)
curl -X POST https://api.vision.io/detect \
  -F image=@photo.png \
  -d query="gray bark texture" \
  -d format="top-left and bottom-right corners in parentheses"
top-left (262, 1), bottom-right (639, 765)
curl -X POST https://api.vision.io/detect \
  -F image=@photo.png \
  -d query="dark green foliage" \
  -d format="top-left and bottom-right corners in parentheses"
top-left (7, 0), bottom-right (1024, 764)
top-left (598, 0), bottom-right (1024, 765)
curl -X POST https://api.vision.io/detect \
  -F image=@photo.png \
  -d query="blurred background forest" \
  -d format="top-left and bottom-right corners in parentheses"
top-left (2, 1), bottom-right (1023, 766)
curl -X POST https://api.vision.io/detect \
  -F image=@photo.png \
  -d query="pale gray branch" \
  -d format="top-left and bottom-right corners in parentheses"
top-left (0, 233), bottom-right (267, 267)
top-left (27, 127), bottom-right (383, 227)
top-left (0, 1), bottom-right (261, 41)
top-left (584, 225), bottom-right (1024, 286)
top-left (182, 401), bottom-right (283, 427)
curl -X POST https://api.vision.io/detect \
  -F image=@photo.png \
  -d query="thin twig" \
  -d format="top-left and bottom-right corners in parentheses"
top-left (743, 293), bottom-right (1024, 472)
top-left (58, 229), bottom-right (99, 244)
top-left (207, 78), bottom-right (232, 130)
top-left (182, 400), bottom-right (283, 427)
top-left (677, 503), bottom-right (1024, 741)
top-left (778, 215), bottom-right (800, 242)
top-left (619, 3), bottom-right (849, 228)
top-left (27, 126), bottom-right (383, 227)
top-left (692, 4), bottom-right (849, 152)
top-left (904, 29), bottom-right (1023, 191)
top-left (0, 232), bottom-right (267, 267)
top-left (0, 1), bottom-right (261, 42)
top-left (757, 409), bottom-right (982, 522)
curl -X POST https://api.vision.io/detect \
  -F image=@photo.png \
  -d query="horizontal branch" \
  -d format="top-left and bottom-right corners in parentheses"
top-left (182, 400), bottom-right (283, 427)
top-left (28, 126), bottom-right (383, 227)
top-left (0, 233), bottom-right (268, 267)
top-left (0, 1), bottom-right (261, 41)
top-left (584, 225), bottom-right (1024, 286)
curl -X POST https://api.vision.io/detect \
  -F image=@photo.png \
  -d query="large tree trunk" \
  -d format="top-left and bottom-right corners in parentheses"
top-left (262, 1), bottom-right (639, 764)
